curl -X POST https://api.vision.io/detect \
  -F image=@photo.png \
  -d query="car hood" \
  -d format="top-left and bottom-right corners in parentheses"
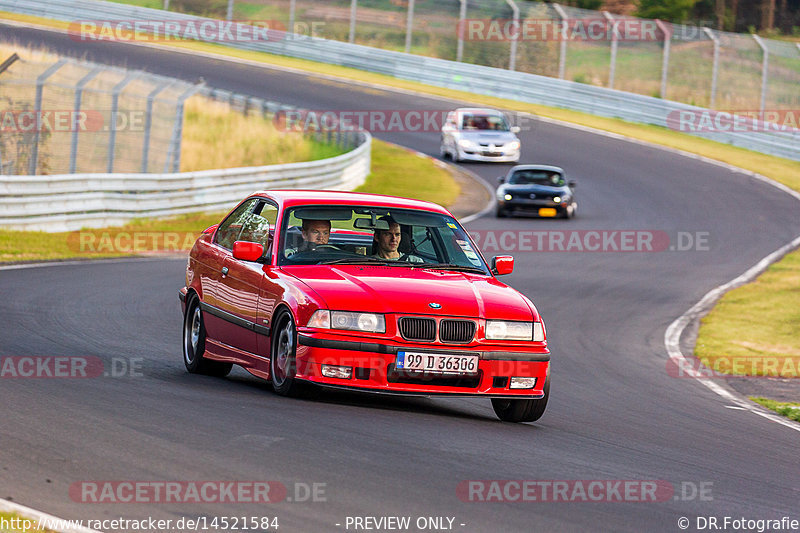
top-left (500, 183), bottom-right (569, 194)
top-left (458, 131), bottom-right (518, 144)
top-left (284, 265), bottom-right (535, 320)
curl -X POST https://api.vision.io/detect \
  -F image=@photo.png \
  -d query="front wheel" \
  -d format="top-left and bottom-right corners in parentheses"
top-left (270, 311), bottom-right (302, 396)
top-left (491, 379), bottom-right (549, 422)
top-left (183, 296), bottom-right (232, 377)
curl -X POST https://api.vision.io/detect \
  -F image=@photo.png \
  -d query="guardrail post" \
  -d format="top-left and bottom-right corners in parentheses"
top-left (349, 0), bottom-right (357, 44)
top-left (141, 81), bottom-right (171, 173)
top-left (552, 4), bottom-right (568, 80)
top-left (602, 11), bottom-right (618, 89)
top-left (69, 66), bottom-right (102, 174)
top-left (29, 58), bottom-right (67, 176)
top-left (702, 28), bottom-right (719, 109)
top-left (107, 72), bottom-right (139, 174)
top-left (165, 82), bottom-right (205, 173)
top-left (457, 0), bottom-right (467, 62)
top-left (752, 34), bottom-right (768, 115)
top-left (226, 0), bottom-right (234, 21)
top-left (404, 0), bottom-right (415, 54)
top-left (655, 19), bottom-right (671, 99)
top-left (505, 0), bottom-right (519, 71)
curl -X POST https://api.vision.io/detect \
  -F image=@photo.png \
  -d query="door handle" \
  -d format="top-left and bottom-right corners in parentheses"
top-left (221, 266), bottom-right (229, 276)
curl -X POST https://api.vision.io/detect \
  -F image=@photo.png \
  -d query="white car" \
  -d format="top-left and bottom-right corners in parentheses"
top-left (440, 108), bottom-right (521, 163)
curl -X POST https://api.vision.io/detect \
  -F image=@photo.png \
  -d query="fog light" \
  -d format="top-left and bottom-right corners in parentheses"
top-left (504, 194), bottom-right (513, 201)
top-left (509, 377), bottom-right (537, 389)
top-left (321, 365), bottom-right (352, 379)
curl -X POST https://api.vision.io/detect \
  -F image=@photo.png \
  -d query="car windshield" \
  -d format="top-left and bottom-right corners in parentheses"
top-left (508, 170), bottom-right (566, 186)
top-left (279, 205), bottom-right (490, 274)
top-left (461, 113), bottom-right (509, 131)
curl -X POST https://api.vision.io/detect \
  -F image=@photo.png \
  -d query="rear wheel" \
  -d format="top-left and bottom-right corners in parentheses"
top-left (491, 379), bottom-right (549, 422)
top-left (270, 311), bottom-right (302, 396)
top-left (183, 296), bottom-right (232, 377)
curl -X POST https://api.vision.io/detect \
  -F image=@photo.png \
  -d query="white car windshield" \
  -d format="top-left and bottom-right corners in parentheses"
top-left (461, 113), bottom-right (509, 131)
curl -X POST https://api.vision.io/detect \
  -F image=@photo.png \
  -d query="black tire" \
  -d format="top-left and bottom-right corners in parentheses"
top-left (491, 378), bottom-right (549, 423)
top-left (183, 296), bottom-right (232, 377)
top-left (270, 311), bottom-right (302, 396)
top-left (495, 205), bottom-right (508, 218)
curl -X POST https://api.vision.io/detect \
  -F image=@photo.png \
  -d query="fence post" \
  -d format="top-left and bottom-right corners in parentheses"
top-left (349, 0), bottom-right (357, 44)
top-left (226, 0), bottom-right (234, 21)
top-left (29, 58), bottom-right (67, 176)
top-left (107, 72), bottom-right (139, 174)
top-left (165, 82), bottom-right (204, 173)
top-left (505, 0), bottom-right (519, 71)
top-left (289, 0), bottom-right (296, 38)
top-left (69, 66), bottom-right (102, 174)
top-left (457, 0), bottom-right (467, 62)
top-left (141, 81), bottom-right (171, 173)
top-left (655, 19), bottom-right (671, 99)
top-left (404, 0), bottom-right (415, 54)
top-left (162, 0), bottom-right (169, 9)
top-left (752, 34), bottom-right (768, 114)
top-left (602, 11), bottom-right (618, 89)
top-left (702, 28), bottom-right (719, 109)
top-left (552, 3), bottom-right (568, 80)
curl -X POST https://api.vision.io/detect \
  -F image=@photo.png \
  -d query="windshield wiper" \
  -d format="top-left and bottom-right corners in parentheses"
top-left (416, 263), bottom-right (487, 274)
top-left (323, 257), bottom-right (398, 266)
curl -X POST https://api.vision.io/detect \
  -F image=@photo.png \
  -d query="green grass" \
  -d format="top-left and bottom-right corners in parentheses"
top-left (0, 139), bottom-right (459, 262)
top-left (0, 511), bottom-right (53, 532)
top-left (751, 397), bottom-right (800, 422)
top-left (695, 249), bottom-right (800, 378)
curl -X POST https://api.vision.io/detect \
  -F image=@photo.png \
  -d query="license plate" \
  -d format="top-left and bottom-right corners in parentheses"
top-left (538, 208), bottom-right (557, 217)
top-left (396, 351), bottom-right (479, 375)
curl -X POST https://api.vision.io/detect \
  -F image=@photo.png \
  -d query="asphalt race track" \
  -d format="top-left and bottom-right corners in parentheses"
top-left (1, 24), bottom-right (799, 532)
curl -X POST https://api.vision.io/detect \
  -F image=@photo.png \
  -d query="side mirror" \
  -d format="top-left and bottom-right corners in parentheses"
top-left (497, 175), bottom-right (506, 183)
top-left (492, 255), bottom-right (514, 275)
top-left (202, 224), bottom-right (218, 235)
top-left (510, 126), bottom-right (521, 134)
top-left (568, 180), bottom-right (577, 188)
top-left (232, 241), bottom-right (265, 262)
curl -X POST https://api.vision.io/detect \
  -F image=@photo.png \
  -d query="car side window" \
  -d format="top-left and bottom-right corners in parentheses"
top-left (215, 198), bottom-right (259, 250)
top-left (238, 201), bottom-right (278, 248)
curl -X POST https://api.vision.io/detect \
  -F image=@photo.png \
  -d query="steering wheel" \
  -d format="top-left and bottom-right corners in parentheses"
top-left (315, 244), bottom-right (340, 250)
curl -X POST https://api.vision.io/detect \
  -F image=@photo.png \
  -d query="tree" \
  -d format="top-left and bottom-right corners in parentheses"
top-left (636, 0), bottom-right (701, 22)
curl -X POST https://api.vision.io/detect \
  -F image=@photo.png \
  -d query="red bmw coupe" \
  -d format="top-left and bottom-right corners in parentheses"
top-left (179, 190), bottom-right (550, 422)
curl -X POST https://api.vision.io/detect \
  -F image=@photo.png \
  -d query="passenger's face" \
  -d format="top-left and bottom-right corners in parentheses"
top-left (377, 224), bottom-right (401, 254)
top-left (303, 220), bottom-right (330, 244)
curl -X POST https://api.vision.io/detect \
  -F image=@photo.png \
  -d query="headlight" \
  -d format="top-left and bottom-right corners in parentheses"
top-left (308, 310), bottom-right (386, 333)
top-left (485, 320), bottom-right (545, 341)
top-left (507, 141), bottom-right (520, 151)
top-left (458, 139), bottom-right (477, 150)
top-left (504, 193), bottom-right (513, 201)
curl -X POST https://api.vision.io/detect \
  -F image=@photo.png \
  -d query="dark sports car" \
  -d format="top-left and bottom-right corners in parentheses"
top-left (496, 165), bottom-right (577, 218)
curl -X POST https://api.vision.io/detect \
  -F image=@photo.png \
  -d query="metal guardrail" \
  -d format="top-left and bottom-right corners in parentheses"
top-left (1, 0), bottom-right (798, 161)
top-left (0, 134), bottom-right (371, 231)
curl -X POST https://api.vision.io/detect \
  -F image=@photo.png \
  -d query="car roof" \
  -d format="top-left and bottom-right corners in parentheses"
top-left (453, 107), bottom-right (505, 115)
top-left (252, 189), bottom-right (451, 214)
top-left (508, 164), bottom-right (565, 173)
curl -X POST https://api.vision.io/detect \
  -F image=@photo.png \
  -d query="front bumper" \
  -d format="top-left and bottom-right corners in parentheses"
top-left (458, 148), bottom-right (520, 163)
top-left (294, 333), bottom-right (549, 398)
top-left (498, 199), bottom-right (571, 215)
